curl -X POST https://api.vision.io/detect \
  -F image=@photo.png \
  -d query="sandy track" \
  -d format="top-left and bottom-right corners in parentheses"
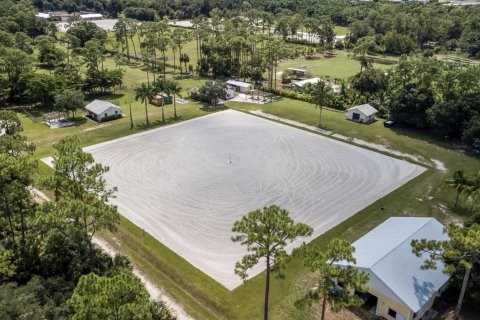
top-left (43, 110), bottom-right (425, 289)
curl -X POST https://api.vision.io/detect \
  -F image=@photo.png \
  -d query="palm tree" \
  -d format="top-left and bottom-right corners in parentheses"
top-left (309, 80), bottom-right (332, 128)
top-left (156, 35), bottom-right (171, 81)
top-left (134, 83), bottom-right (154, 125)
top-left (167, 81), bottom-right (182, 119)
top-left (445, 170), bottom-right (469, 207)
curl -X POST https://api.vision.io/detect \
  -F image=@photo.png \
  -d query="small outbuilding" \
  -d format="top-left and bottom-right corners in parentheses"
top-left (86, 100), bottom-right (122, 122)
top-left (151, 93), bottom-right (172, 106)
top-left (345, 103), bottom-right (378, 124)
top-left (294, 77), bottom-right (321, 89)
top-left (334, 217), bottom-right (450, 320)
top-left (79, 13), bottom-right (103, 21)
top-left (226, 80), bottom-right (253, 93)
top-left (287, 68), bottom-right (307, 78)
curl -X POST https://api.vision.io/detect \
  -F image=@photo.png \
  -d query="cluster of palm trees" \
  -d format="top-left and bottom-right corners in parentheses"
top-left (114, 18), bottom-right (193, 84)
top-left (114, 12), bottom-right (337, 90)
top-left (134, 79), bottom-right (182, 125)
top-left (446, 170), bottom-right (480, 208)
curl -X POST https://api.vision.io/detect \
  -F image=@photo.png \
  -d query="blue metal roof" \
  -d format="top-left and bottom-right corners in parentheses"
top-left (335, 217), bottom-right (450, 313)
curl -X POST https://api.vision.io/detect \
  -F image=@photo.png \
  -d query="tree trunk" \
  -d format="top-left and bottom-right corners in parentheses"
top-left (173, 94), bottom-right (177, 119)
top-left (161, 100), bottom-right (165, 122)
top-left (321, 296), bottom-right (327, 320)
top-left (173, 48), bottom-right (176, 74)
top-left (163, 51), bottom-right (167, 80)
top-left (179, 48), bottom-right (183, 76)
top-left (125, 29), bottom-right (130, 62)
top-left (153, 52), bottom-right (157, 83)
top-left (144, 101), bottom-right (149, 124)
top-left (131, 36), bottom-right (137, 57)
top-left (264, 255), bottom-right (271, 320)
top-left (319, 105), bottom-right (323, 128)
top-left (129, 103), bottom-right (133, 130)
top-left (454, 267), bottom-right (471, 320)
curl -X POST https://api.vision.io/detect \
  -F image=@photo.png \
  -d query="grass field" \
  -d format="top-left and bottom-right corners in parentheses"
top-left (24, 57), bottom-right (208, 159)
top-left (89, 98), bottom-right (478, 319)
top-left (26, 30), bottom-right (480, 320)
top-left (335, 25), bottom-right (348, 35)
top-left (277, 50), bottom-right (396, 80)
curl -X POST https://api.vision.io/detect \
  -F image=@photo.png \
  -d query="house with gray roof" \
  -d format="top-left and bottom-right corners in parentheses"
top-left (346, 103), bottom-right (378, 124)
top-left (294, 77), bottom-right (321, 89)
top-left (334, 217), bottom-right (450, 320)
top-left (226, 80), bottom-right (253, 93)
top-left (85, 100), bottom-right (122, 122)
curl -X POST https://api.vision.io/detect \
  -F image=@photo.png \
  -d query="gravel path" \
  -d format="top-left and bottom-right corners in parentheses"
top-left (44, 110), bottom-right (425, 289)
top-left (29, 188), bottom-right (191, 320)
top-left (91, 237), bottom-right (192, 320)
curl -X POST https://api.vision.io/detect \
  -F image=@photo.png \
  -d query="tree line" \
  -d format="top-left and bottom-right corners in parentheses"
top-left (0, 110), bottom-right (175, 319)
top-left (287, 57), bottom-right (480, 148)
top-left (0, 6), bottom-right (125, 114)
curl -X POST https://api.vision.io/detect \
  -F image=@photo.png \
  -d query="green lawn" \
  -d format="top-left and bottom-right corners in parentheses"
top-left (277, 50), bottom-right (396, 80)
top-left (24, 57), bottom-right (208, 159)
top-left (87, 98), bottom-right (479, 320)
top-left (334, 25), bottom-right (348, 36)
top-left (26, 35), bottom-right (480, 319)
top-left (27, 93), bottom-right (480, 320)
top-left (105, 30), bottom-right (200, 72)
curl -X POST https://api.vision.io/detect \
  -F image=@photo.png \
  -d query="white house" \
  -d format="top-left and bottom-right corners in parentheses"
top-left (346, 103), bottom-right (378, 123)
top-left (294, 77), bottom-right (321, 89)
top-left (86, 100), bottom-right (122, 122)
top-left (36, 12), bottom-right (53, 19)
top-left (334, 217), bottom-right (450, 320)
top-left (226, 80), bottom-right (253, 93)
top-left (79, 13), bottom-right (103, 21)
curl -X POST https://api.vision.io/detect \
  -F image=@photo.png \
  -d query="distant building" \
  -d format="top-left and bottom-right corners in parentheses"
top-left (79, 13), bottom-right (103, 21)
top-left (36, 11), bottom-right (73, 21)
top-left (345, 103), bottom-right (378, 124)
top-left (334, 217), bottom-right (450, 320)
top-left (287, 68), bottom-right (307, 78)
top-left (86, 100), bottom-right (122, 122)
top-left (151, 93), bottom-right (172, 106)
top-left (294, 77), bottom-right (321, 89)
top-left (226, 80), bottom-right (253, 93)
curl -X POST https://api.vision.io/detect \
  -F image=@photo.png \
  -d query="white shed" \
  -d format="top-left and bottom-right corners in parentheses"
top-left (79, 13), bottom-right (103, 20)
top-left (346, 103), bottom-right (378, 124)
top-left (226, 80), bottom-right (253, 93)
top-left (86, 100), bottom-right (122, 122)
top-left (333, 217), bottom-right (450, 320)
top-left (294, 77), bottom-right (321, 89)
top-left (287, 68), bottom-right (307, 78)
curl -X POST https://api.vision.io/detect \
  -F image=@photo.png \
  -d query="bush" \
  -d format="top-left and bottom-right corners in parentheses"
top-left (260, 87), bottom-right (347, 111)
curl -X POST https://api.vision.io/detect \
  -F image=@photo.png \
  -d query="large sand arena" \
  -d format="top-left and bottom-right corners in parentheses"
top-left (43, 110), bottom-right (425, 289)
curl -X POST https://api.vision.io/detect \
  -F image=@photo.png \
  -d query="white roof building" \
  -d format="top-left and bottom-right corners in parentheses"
top-left (334, 217), bottom-right (450, 320)
top-left (226, 80), bottom-right (253, 93)
top-left (86, 100), bottom-right (121, 122)
top-left (36, 12), bottom-right (52, 19)
top-left (294, 77), bottom-right (321, 88)
top-left (226, 80), bottom-right (252, 88)
top-left (347, 103), bottom-right (378, 117)
top-left (346, 103), bottom-right (378, 124)
top-left (79, 13), bottom-right (103, 20)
